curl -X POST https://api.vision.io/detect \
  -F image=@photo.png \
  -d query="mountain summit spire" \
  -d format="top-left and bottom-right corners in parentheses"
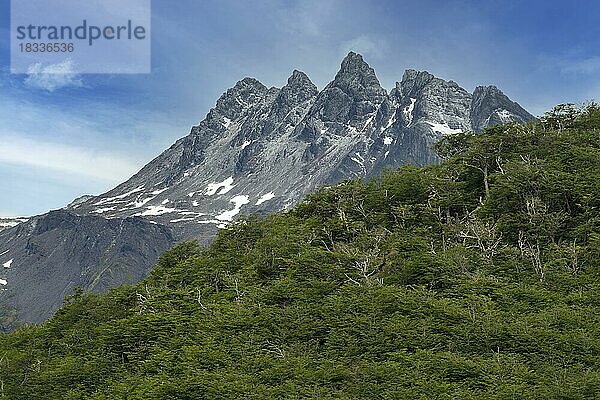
top-left (332, 52), bottom-right (385, 95)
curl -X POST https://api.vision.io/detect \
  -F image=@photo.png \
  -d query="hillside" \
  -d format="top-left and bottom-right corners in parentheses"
top-left (0, 104), bottom-right (598, 399)
top-left (0, 52), bottom-right (535, 330)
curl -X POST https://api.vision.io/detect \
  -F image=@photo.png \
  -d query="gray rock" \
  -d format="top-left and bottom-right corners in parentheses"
top-left (0, 210), bottom-right (174, 330)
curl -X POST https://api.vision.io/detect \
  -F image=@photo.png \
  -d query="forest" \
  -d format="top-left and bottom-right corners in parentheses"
top-left (1, 104), bottom-right (599, 399)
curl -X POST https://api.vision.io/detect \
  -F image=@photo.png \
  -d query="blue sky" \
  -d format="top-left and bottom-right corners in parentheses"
top-left (1, 0), bottom-right (599, 216)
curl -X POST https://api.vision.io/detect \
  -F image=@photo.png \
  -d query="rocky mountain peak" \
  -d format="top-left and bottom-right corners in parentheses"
top-left (234, 77), bottom-right (267, 92)
top-left (279, 70), bottom-right (318, 105)
top-left (296, 52), bottom-right (387, 137)
top-left (400, 69), bottom-right (464, 97)
top-left (287, 70), bottom-right (313, 87)
top-left (339, 51), bottom-right (368, 73)
top-left (394, 69), bottom-right (473, 136)
top-left (471, 85), bottom-right (535, 132)
top-left (401, 68), bottom-right (434, 81)
top-left (214, 77), bottom-right (269, 117)
top-left (399, 69), bottom-right (435, 97)
top-left (473, 84), bottom-right (502, 96)
top-left (331, 52), bottom-right (387, 98)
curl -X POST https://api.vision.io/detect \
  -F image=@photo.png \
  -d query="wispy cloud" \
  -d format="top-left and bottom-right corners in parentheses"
top-left (276, 0), bottom-right (339, 37)
top-left (339, 35), bottom-right (388, 60)
top-left (0, 134), bottom-right (139, 183)
top-left (24, 59), bottom-right (84, 92)
top-left (561, 56), bottom-right (600, 75)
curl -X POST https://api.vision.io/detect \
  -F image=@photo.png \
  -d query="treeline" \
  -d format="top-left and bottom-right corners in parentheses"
top-left (1, 104), bottom-right (599, 399)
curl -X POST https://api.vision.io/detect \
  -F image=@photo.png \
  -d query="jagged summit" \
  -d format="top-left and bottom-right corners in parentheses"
top-left (294, 53), bottom-right (389, 142)
top-left (0, 52), bottom-right (537, 328)
top-left (214, 77), bottom-right (269, 117)
top-left (277, 70), bottom-right (318, 107)
top-left (337, 52), bottom-right (378, 78)
top-left (401, 69), bottom-right (435, 85)
top-left (329, 52), bottom-right (387, 100)
top-left (287, 69), bottom-right (313, 87)
top-left (73, 51), bottom-right (535, 234)
top-left (475, 84), bottom-right (500, 92)
top-left (233, 76), bottom-right (266, 91)
top-left (471, 84), bottom-right (533, 131)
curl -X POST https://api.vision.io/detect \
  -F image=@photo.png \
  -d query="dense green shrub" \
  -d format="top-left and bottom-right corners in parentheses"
top-left (1, 105), bottom-right (600, 399)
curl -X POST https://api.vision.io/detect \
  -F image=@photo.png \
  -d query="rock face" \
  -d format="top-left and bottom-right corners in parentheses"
top-left (470, 85), bottom-right (534, 132)
top-left (1, 52), bottom-right (535, 328)
top-left (0, 210), bottom-right (174, 330)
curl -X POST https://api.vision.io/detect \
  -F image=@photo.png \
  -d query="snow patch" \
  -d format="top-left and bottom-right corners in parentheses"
top-left (93, 207), bottom-right (115, 214)
top-left (192, 200), bottom-right (199, 207)
top-left (403, 98), bottom-right (416, 126)
top-left (383, 137), bottom-right (393, 145)
top-left (3, 259), bottom-right (13, 269)
top-left (198, 219), bottom-right (229, 229)
top-left (382, 109), bottom-right (398, 131)
top-left (0, 279), bottom-right (6, 286)
top-left (161, 199), bottom-right (170, 205)
top-left (205, 177), bottom-right (235, 196)
top-left (130, 196), bottom-right (155, 208)
top-left (137, 205), bottom-right (178, 216)
top-left (351, 152), bottom-right (365, 167)
top-left (150, 188), bottom-right (168, 196)
top-left (94, 186), bottom-right (144, 206)
top-left (170, 217), bottom-right (197, 223)
top-left (363, 112), bottom-right (377, 129)
top-left (240, 140), bottom-right (252, 150)
top-left (179, 211), bottom-right (203, 216)
top-left (256, 192), bottom-right (275, 206)
top-left (223, 117), bottom-right (232, 128)
top-left (496, 109), bottom-right (514, 123)
top-left (215, 195), bottom-right (250, 221)
top-left (425, 121), bottom-right (463, 136)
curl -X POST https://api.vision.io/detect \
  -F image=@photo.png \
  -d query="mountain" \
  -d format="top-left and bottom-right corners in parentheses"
top-left (72, 52), bottom-right (535, 241)
top-left (1, 105), bottom-right (598, 398)
top-left (0, 217), bottom-right (28, 232)
top-left (0, 210), bottom-right (174, 330)
top-left (0, 52), bottom-right (535, 329)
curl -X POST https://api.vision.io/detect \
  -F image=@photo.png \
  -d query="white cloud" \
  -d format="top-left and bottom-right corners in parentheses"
top-left (340, 35), bottom-right (388, 60)
top-left (0, 134), bottom-right (139, 183)
top-left (561, 56), bottom-right (600, 75)
top-left (276, 0), bottom-right (339, 37)
top-left (24, 59), bottom-right (84, 92)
